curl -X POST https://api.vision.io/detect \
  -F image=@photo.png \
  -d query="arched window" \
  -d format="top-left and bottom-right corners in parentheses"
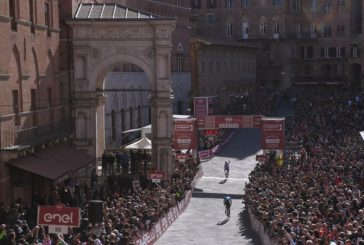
top-left (259, 16), bottom-right (267, 34)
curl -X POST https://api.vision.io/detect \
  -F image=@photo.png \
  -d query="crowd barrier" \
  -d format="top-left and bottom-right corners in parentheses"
top-left (198, 130), bottom-right (237, 161)
top-left (248, 208), bottom-right (280, 245)
top-left (133, 168), bottom-right (203, 245)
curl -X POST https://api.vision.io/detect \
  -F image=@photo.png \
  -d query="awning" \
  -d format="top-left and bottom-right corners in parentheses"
top-left (7, 144), bottom-right (95, 180)
top-left (124, 137), bottom-right (152, 150)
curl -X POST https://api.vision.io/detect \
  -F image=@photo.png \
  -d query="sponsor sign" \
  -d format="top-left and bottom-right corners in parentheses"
top-left (196, 115), bottom-right (264, 129)
top-left (37, 205), bottom-right (80, 228)
top-left (256, 154), bottom-right (267, 161)
top-left (173, 119), bottom-right (197, 150)
top-left (261, 117), bottom-right (285, 150)
top-left (194, 97), bottom-right (208, 117)
top-left (147, 170), bottom-right (166, 180)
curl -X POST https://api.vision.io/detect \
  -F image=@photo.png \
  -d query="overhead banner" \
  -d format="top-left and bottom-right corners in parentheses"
top-left (196, 115), bottom-right (263, 129)
top-left (173, 119), bottom-right (197, 150)
top-left (261, 117), bottom-right (285, 150)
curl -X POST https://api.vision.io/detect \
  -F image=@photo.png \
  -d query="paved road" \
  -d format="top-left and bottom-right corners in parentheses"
top-left (155, 128), bottom-right (263, 245)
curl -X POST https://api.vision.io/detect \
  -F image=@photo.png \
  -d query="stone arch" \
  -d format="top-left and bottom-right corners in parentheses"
top-left (92, 54), bottom-right (154, 91)
top-left (68, 17), bottom-right (176, 175)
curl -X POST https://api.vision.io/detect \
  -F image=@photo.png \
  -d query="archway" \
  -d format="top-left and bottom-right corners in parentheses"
top-left (67, 3), bottom-right (176, 175)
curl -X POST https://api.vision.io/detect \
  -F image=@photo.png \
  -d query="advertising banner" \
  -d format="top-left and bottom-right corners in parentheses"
top-left (37, 205), bottom-right (80, 228)
top-left (147, 170), bottom-right (166, 180)
top-left (261, 117), bottom-right (285, 150)
top-left (173, 119), bottom-right (197, 150)
top-left (196, 115), bottom-right (263, 129)
top-left (194, 97), bottom-right (208, 117)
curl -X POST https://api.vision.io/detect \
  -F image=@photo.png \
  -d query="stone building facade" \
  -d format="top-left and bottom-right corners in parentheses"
top-left (0, 0), bottom-right (71, 203)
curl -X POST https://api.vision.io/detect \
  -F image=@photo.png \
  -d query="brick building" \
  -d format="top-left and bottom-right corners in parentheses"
top-left (0, 0), bottom-right (91, 205)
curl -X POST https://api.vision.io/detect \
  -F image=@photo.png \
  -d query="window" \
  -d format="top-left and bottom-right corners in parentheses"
top-left (336, 47), bottom-right (345, 57)
top-left (311, 23), bottom-right (317, 33)
top-left (336, 24), bottom-right (345, 37)
top-left (324, 25), bottom-right (332, 37)
top-left (121, 109), bottom-right (125, 132)
top-left (9, 0), bottom-right (17, 31)
top-left (241, 0), bottom-right (250, 8)
top-left (260, 20), bottom-right (266, 34)
top-left (226, 0), bottom-right (233, 8)
top-left (209, 62), bottom-right (213, 73)
top-left (352, 46), bottom-right (360, 58)
top-left (29, 0), bottom-right (35, 33)
top-left (337, 0), bottom-right (346, 14)
top-left (176, 56), bottom-right (183, 72)
top-left (311, 0), bottom-right (317, 12)
top-left (226, 23), bottom-right (233, 37)
top-left (207, 14), bottom-right (215, 24)
top-left (273, 20), bottom-right (279, 34)
top-left (293, 0), bottom-right (301, 12)
top-left (201, 62), bottom-right (205, 73)
top-left (324, 0), bottom-right (332, 14)
top-left (216, 62), bottom-right (220, 73)
top-left (242, 22), bottom-right (249, 35)
top-left (296, 23), bottom-right (302, 38)
top-left (192, 0), bottom-right (201, 9)
top-left (273, 0), bottom-right (281, 6)
top-left (208, 0), bottom-right (217, 8)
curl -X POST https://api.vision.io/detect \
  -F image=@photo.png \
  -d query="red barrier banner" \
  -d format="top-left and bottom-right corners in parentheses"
top-left (261, 117), bottom-right (285, 150)
top-left (173, 119), bottom-right (197, 150)
top-left (196, 115), bottom-right (263, 129)
top-left (37, 205), bottom-right (80, 227)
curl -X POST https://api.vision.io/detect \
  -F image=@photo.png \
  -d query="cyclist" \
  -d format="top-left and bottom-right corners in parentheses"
top-left (224, 160), bottom-right (230, 178)
top-left (223, 195), bottom-right (232, 217)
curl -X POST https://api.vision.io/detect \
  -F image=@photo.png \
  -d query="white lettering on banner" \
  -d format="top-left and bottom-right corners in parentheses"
top-left (263, 124), bottom-right (282, 131)
top-left (175, 125), bottom-right (193, 131)
top-left (218, 123), bottom-right (239, 128)
top-left (44, 213), bottom-right (74, 224)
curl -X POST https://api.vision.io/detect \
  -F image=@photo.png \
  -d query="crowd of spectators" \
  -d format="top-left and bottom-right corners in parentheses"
top-left (227, 88), bottom-right (281, 116)
top-left (0, 153), bottom-right (200, 245)
top-left (244, 86), bottom-right (364, 245)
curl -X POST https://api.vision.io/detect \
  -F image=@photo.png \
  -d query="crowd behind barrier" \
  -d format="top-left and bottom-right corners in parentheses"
top-left (0, 152), bottom-right (201, 245)
top-left (244, 86), bottom-right (364, 245)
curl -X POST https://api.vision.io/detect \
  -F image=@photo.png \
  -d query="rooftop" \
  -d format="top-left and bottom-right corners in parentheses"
top-left (74, 3), bottom-right (163, 20)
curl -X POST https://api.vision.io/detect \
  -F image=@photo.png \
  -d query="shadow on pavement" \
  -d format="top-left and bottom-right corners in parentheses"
top-left (192, 192), bottom-right (242, 199)
top-left (193, 187), bottom-right (204, 192)
top-left (238, 207), bottom-right (262, 244)
top-left (217, 128), bottom-right (261, 160)
top-left (219, 179), bottom-right (227, 184)
top-left (217, 218), bottom-right (230, 225)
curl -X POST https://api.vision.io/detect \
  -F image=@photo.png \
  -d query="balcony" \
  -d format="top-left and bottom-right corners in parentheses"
top-left (1, 121), bottom-right (71, 149)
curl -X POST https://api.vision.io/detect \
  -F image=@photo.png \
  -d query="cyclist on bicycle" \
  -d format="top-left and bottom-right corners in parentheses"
top-left (224, 160), bottom-right (230, 178)
top-left (223, 195), bottom-right (232, 217)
